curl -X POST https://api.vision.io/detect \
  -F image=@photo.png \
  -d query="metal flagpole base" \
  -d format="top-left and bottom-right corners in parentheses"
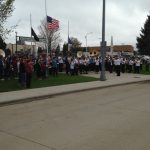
top-left (100, 73), bottom-right (106, 81)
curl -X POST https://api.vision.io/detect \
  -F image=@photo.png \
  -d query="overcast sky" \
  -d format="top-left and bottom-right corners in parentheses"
top-left (5, 0), bottom-right (150, 48)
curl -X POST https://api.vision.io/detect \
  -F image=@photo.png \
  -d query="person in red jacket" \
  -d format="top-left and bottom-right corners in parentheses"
top-left (25, 58), bottom-right (33, 88)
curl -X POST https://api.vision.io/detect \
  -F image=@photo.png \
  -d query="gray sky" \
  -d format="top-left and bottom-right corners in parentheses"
top-left (5, 0), bottom-right (150, 48)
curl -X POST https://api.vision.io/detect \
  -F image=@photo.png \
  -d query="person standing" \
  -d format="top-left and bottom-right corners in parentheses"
top-left (0, 55), bottom-right (4, 80)
top-left (128, 59), bottom-right (133, 73)
top-left (19, 58), bottom-right (26, 88)
top-left (70, 58), bottom-right (75, 75)
top-left (58, 56), bottom-right (64, 72)
top-left (121, 58), bottom-right (126, 73)
top-left (145, 59), bottom-right (150, 72)
top-left (41, 59), bottom-right (47, 79)
top-left (74, 57), bottom-right (79, 75)
top-left (52, 56), bottom-right (58, 76)
top-left (107, 57), bottom-right (113, 73)
top-left (135, 58), bottom-right (141, 74)
top-left (79, 57), bottom-right (84, 74)
top-left (95, 57), bottom-right (100, 73)
top-left (83, 57), bottom-right (89, 74)
top-left (114, 56), bottom-right (121, 76)
top-left (65, 56), bottom-right (70, 75)
top-left (35, 59), bottom-right (42, 80)
top-left (25, 58), bottom-right (33, 88)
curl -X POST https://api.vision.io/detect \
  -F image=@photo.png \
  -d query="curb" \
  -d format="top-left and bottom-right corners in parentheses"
top-left (0, 79), bottom-right (150, 107)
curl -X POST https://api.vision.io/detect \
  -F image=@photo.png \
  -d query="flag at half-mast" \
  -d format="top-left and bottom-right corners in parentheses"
top-left (47, 16), bottom-right (59, 30)
top-left (31, 27), bottom-right (39, 41)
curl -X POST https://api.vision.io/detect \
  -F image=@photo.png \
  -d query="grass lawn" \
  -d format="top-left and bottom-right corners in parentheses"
top-left (140, 65), bottom-right (150, 75)
top-left (0, 73), bottom-right (98, 93)
top-left (140, 70), bottom-right (150, 75)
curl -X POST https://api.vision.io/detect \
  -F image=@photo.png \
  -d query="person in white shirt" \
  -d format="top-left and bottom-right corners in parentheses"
top-left (128, 59), bottom-right (133, 73)
top-left (114, 56), bottom-right (121, 76)
top-left (107, 57), bottom-right (113, 73)
top-left (79, 58), bottom-right (84, 74)
top-left (95, 57), bottom-right (100, 73)
top-left (83, 57), bottom-right (89, 74)
top-left (74, 57), bottom-right (79, 75)
top-left (70, 58), bottom-right (75, 75)
top-left (135, 58), bottom-right (141, 74)
top-left (58, 56), bottom-right (64, 72)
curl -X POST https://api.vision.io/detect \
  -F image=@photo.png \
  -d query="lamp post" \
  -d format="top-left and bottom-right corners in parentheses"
top-left (100, 0), bottom-right (106, 81)
top-left (85, 32), bottom-right (92, 52)
top-left (15, 32), bottom-right (18, 53)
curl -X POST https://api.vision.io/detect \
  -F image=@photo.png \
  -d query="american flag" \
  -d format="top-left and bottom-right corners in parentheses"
top-left (47, 16), bottom-right (59, 30)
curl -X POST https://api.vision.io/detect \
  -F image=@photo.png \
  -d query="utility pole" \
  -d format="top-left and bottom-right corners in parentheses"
top-left (100, 0), bottom-right (106, 81)
top-left (15, 32), bottom-right (18, 53)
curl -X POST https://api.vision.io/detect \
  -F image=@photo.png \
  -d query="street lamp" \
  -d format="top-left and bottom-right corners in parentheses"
top-left (85, 32), bottom-right (92, 52)
top-left (15, 32), bottom-right (18, 53)
top-left (100, 0), bottom-right (106, 81)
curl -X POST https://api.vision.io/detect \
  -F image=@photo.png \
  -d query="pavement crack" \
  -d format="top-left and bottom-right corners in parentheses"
top-left (0, 129), bottom-right (58, 150)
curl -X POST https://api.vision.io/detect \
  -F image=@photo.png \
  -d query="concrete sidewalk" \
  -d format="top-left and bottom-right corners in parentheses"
top-left (0, 72), bottom-right (150, 106)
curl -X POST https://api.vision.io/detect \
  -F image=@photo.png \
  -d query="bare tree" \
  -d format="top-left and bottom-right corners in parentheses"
top-left (38, 19), bottom-right (62, 53)
top-left (0, 0), bottom-right (16, 39)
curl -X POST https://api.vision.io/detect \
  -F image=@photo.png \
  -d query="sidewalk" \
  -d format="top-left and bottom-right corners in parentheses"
top-left (0, 72), bottom-right (150, 106)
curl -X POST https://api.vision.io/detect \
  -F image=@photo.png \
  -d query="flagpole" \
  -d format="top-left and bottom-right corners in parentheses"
top-left (68, 20), bottom-right (70, 52)
top-left (100, 0), bottom-right (106, 81)
top-left (111, 36), bottom-right (113, 56)
top-left (45, 0), bottom-right (49, 78)
top-left (45, 0), bottom-right (49, 56)
top-left (30, 13), bottom-right (33, 54)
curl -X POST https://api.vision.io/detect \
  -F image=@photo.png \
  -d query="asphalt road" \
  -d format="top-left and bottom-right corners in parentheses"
top-left (0, 82), bottom-right (150, 150)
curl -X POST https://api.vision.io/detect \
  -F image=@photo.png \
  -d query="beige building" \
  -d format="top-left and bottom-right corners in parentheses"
top-left (7, 43), bottom-right (36, 54)
top-left (88, 45), bottom-right (134, 57)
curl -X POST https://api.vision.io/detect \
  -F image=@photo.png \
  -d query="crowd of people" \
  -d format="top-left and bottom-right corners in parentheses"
top-left (0, 55), bottom-right (34, 88)
top-left (0, 52), bottom-right (150, 88)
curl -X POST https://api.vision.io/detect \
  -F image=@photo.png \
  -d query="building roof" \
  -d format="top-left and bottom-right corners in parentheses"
top-left (84, 45), bottom-right (134, 53)
top-left (113, 45), bottom-right (134, 52)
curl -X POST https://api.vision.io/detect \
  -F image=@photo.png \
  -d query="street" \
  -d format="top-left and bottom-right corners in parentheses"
top-left (0, 82), bottom-right (150, 150)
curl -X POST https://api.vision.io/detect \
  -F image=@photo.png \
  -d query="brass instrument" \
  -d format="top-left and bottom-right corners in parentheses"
top-left (89, 51), bottom-right (99, 57)
top-left (77, 51), bottom-right (83, 58)
top-left (0, 49), bottom-right (5, 57)
top-left (77, 51), bottom-right (90, 58)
